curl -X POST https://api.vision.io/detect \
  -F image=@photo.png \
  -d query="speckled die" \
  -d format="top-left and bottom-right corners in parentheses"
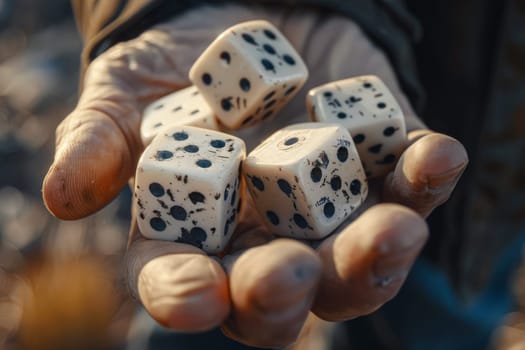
top-left (189, 20), bottom-right (308, 130)
top-left (307, 75), bottom-right (407, 178)
top-left (140, 86), bottom-right (219, 146)
top-left (134, 125), bottom-right (246, 253)
top-left (244, 123), bottom-right (368, 239)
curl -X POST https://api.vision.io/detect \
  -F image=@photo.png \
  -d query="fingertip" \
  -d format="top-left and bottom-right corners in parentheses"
top-left (231, 239), bottom-right (321, 310)
top-left (135, 248), bottom-right (229, 332)
top-left (248, 240), bottom-right (322, 311)
top-left (225, 239), bottom-right (322, 347)
top-left (329, 204), bottom-right (428, 286)
top-left (313, 203), bottom-right (428, 320)
top-left (42, 112), bottom-right (133, 219)
top-left (384, 132), bottom-right (468, 217)
top-left (403, 132), bottom-right (468, 187)
top-left (349, 203), bottom-right (429, 253)
top-left (157, 259), bottom-right (230, 332)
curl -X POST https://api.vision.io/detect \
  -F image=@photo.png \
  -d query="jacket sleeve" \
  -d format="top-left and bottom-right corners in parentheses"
top-left (71, 0), bottom-right (160, 73)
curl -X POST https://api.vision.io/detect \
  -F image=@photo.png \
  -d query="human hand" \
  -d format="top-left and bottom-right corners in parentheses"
top-left (42, 6), bottom-right (468, 348)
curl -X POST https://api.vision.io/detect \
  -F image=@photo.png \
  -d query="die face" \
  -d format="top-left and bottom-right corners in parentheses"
top-left (244, 123), bottom-right (368, 239)
top-left (140, 86), bottom-right (218, 146)
top-left (297, 136), bottom-right (368, 232)
top-left (189, 20), bottom-right (308, 130)
top-left (307, 75), bottom-right (407, 178)
top-left (134, 126), bottom-right (245, 253)
top-left (351, 118), bottom-right (405, 178)
top-left (245, 169), bottom-right (313, 238)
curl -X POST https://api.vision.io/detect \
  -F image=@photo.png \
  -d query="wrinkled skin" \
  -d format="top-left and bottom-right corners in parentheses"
top-left (42, 6), bottom-right (468, 348)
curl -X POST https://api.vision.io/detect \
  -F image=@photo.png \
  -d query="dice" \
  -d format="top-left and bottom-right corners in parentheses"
top-left (140, 86), bottom-right (219, 146)
top-left (189, 20), bottom-right (308, 130)
top-left (244, 123), bottom-right (368, 239)
top-left (307, 75), bottom-right (407, 178)
top-left (134, 125), bottom-right (246, 253)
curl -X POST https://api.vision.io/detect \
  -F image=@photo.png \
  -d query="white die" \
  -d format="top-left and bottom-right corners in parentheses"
top-left (307, 75), bottom-right (407, 178)
top-left (244, 123), bottom-right (368, 239)
top-left (189, 20), bottom-right (308, 130)
top-left (134, 125), bottom-right (246, 253)
top-left (140, 86), bottom-right (218, 146)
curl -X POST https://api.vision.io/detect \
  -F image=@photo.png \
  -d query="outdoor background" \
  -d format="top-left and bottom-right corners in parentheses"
top-left (0, 1), bottom-right (525, 349)
top-left (0, 1), bottom-right (135, 349)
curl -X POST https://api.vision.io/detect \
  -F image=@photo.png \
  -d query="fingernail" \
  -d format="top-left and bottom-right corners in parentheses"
top-left (426, 161), bottom-right (467, 189)
top-left (372, 241), bottom-right (423, 288)
top-left (373, 270), bottom-right (409, 287)
top-left (373, 256), bottom-right (412, 283)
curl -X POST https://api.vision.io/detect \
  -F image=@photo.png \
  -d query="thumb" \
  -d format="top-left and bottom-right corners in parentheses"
top-left (42, 29), bottom-right (187, 220)
top-left (42, 69), bottom-right (142, 219)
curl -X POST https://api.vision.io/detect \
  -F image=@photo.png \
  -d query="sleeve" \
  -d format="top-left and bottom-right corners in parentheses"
top-left (71, 0), bottom-right (163, 72)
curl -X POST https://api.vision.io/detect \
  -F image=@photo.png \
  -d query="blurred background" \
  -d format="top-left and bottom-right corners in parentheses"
top-left (0, 1), bottom-right (524, 349)
top-left (0, 0), bottom-right (134, 348)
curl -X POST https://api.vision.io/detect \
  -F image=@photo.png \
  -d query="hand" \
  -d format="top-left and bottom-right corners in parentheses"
top-left (42, 6), bottom-right (468, 348)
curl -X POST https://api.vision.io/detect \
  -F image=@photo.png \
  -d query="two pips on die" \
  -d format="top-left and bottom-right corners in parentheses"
top-left (307, 75), bottom-right (407, 178)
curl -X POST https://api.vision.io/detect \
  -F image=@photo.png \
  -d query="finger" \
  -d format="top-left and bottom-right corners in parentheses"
top-left (312, 203), bottom-right (428, 321)
top-left (42, 30), bottom-right (188, 220)
top-left (42, 107), bottom-right (138, 220)
top-left (383, 130), bottom-right (469, 218)
top-left (126, 222), bottom-right (229, 332)
top-left (222, 239), bottom-right (322, 348)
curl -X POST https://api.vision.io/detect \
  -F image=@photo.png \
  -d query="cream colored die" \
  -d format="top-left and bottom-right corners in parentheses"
top-left (307, 75), bottom-right (407, 178)
top-left (140, 86), bottom-right (218, 146)
top-left (244, 123), bottom-right (368, 240)
top-left (134, 125), bottom-right (245, 254)
top-left (189, 20), bottom-right (308, 130)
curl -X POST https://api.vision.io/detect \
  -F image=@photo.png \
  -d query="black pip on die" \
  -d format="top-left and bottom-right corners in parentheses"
top-left (140, 86), bottom-right (218, 146)
top-left (307, 75), bottom-right (407, 178)
top-left (244, 123), bottom-right (368, 239)
top-left (189, 20), bottom-right (308, 130)
top-left (134, 126), bottom-right (245, 254)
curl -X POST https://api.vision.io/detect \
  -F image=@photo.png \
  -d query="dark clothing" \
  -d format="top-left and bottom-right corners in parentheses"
top-left (407, 0), bottom-right (525, 298)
